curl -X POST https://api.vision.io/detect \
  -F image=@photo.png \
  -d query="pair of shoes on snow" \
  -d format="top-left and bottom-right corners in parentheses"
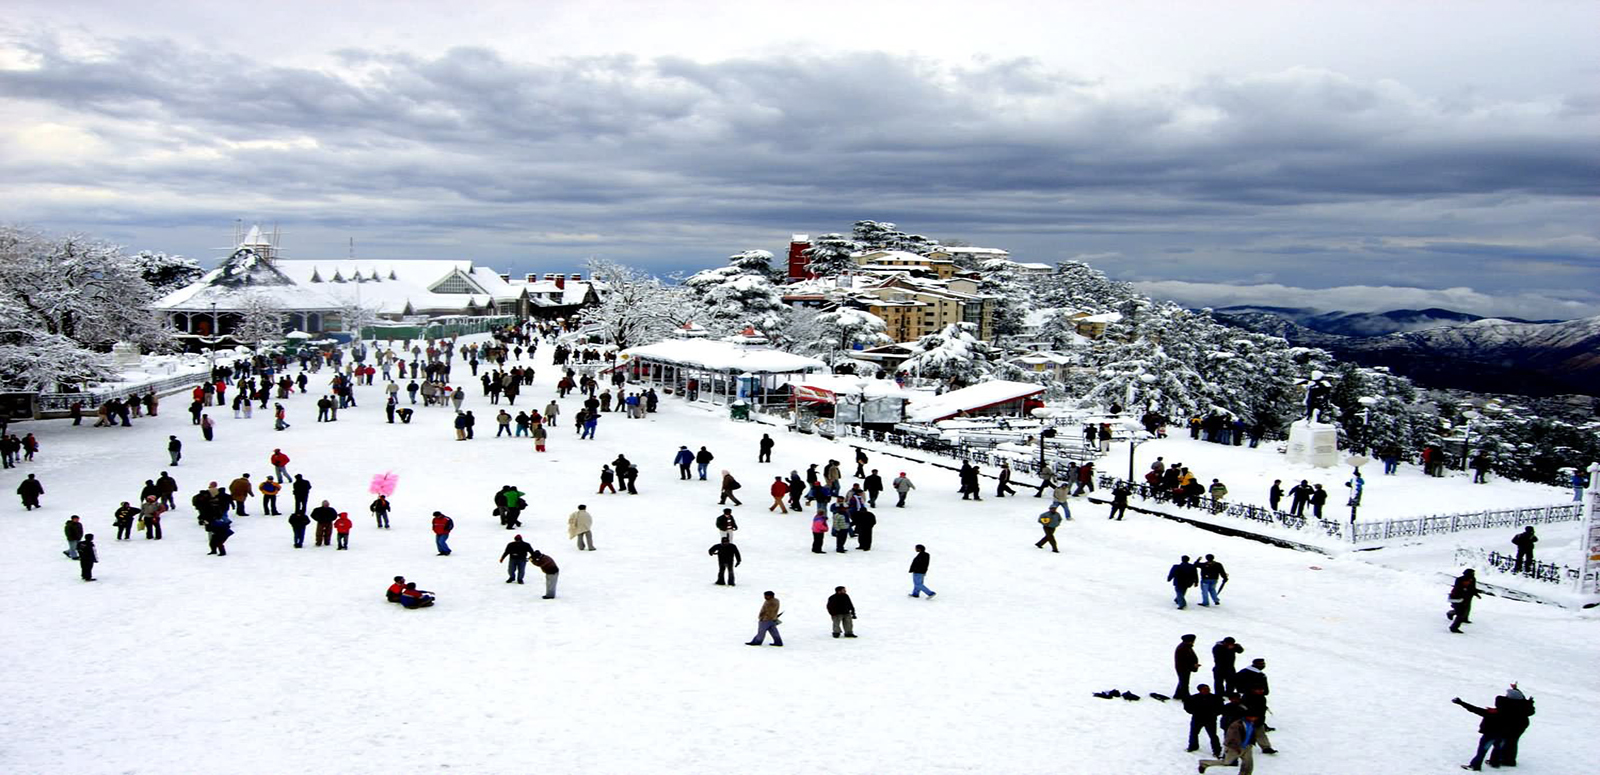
top-left (1148, 692), bottom-right (1171, 702)
top-left (1092, 689), bottom-right (1141, 701)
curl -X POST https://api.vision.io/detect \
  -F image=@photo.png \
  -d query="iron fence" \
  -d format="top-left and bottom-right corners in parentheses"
top-left (1452, 546), bottom-right (1577, 586)
top-left (36, 371), bottom-right (213, 414)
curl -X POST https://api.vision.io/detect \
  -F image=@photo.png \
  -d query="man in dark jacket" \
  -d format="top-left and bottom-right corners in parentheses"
top-left (77, 534), bottom-right (98, 581)
top-left (827, 586), bottom-right (857, 638)
top-left (500, 534), bottom-right (535, 584)
top-left (709, 536), bottom-right (741, 586)
top-left (1493, 685), bottom-right (1535, 767)
top-left (64, 515), bottom-right (85, 559)
top-left (288, 510), bottom-right (311, 548)
top-left (863, 469), bottom-right (884, 507)
top-left (1198, 554), bottom-right (1228, 606)
top-left (674, 446), bottom-right (694, 480)
top-left (1452, 695), bottom-right (1508, 771)
top-left (1167, 555), bottom-right (1199, 609)
top-left (1230, 658), bottom-right (1277, 753)
top-left (1287, 480), bottom-right (1311, 516)
top-left (758, 433), bottom-right (774, 463)
top-left (1449, 569), bottom-right (1482, 633)
top-left (310, 500), bottom-right (338, 547)
top-left (695, 446), bottom-right (715, 480)
top-left (1183, 683), bottom-right (1224, 756)
top-left (1174, 633), bottom-right (1201, 700)
top-left (909, 545), bottom-right (936, 598)
top-left (1510, 527), bottom-right (1537, 574)
top-left (1211, 637), bottom-right (1244, 695)
top-left (291, 475), bottom-right (313, 513)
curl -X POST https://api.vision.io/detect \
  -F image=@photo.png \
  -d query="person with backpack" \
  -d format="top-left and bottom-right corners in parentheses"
top-left (1510, 527), bottom-right (1537, 574)
top-left (431, 511), bottom-right (454, 556)
top-left (719, 470), bottom-right (743, 506)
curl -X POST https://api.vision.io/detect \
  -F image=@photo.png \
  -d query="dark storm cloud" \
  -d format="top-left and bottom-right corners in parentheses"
top-left (2, 33), bottom-right (1597, 314)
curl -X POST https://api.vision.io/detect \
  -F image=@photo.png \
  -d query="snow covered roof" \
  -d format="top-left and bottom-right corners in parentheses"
top-left (906, 380), bottom-right (1045, 422)
top-left (621, 340), bottom-right (827, 373)
top-left (795, 374), bottom-right (914, 400)
top-left (1077, 312), bottom-right (1124, 324)
top-left (156, 258), bottom-right (524, 316)
top-left (931, 246), bottom-right (1010, 256)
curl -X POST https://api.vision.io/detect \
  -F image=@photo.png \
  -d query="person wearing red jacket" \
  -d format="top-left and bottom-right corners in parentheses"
top-left (333, 512), bottom-right (353, 550)
top-left (386, 575), bottom-right (406, 602)
top-left (270, 449), bottom-right (291, 481)
top-left (769, 476), bottom-right (789, 514)
top-left (431, 511), bottom-right (453, 556)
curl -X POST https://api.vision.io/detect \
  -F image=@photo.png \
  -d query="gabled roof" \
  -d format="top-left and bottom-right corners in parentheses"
top-left (906, 381), bottom-right (1045, 422)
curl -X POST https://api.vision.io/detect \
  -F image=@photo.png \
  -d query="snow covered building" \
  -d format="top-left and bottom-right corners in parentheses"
top-left (905, 380), bottom-right (1046, 423)
top-left (852, 250), bottom-right (957, 279)
top-left (155, 226), bottom-right (530, 345)
top-left (508, 273), bottom-right (605, 320)
top-left (618, 339), bottom-right (827, 406)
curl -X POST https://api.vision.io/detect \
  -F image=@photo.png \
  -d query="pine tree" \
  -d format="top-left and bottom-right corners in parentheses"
top-left (803, 234), bottom-right (861, 277)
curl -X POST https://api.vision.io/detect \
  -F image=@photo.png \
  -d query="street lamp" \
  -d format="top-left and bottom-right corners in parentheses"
top-left (1031, 407), bottom-right (1055, 475)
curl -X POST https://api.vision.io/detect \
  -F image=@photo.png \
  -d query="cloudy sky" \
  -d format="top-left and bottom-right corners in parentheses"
top-left (3, 0), bottom-right (1596, 318)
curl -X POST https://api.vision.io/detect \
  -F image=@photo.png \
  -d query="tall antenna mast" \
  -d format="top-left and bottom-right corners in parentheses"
top-left (349, 237), bottom-right (355, 260)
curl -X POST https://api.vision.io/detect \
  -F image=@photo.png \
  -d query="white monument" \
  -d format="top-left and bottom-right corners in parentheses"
top-left (1286, 422), bottom-right (1340, 467)
top-left (111, 342), bottom-right (142, 368)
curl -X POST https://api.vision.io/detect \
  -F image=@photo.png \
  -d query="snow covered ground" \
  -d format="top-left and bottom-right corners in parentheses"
top-left (3, 338), bottom-right (1596, 775)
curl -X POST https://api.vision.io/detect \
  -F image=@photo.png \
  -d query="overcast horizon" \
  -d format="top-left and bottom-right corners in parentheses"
top-left (3, 0), bottom-right (1596, 319)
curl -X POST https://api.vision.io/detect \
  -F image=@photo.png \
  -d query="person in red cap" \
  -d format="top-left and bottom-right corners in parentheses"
top-left (892, 472), bottom-right (915, 508)
top-left (333, 511), bottom-right (353, 550)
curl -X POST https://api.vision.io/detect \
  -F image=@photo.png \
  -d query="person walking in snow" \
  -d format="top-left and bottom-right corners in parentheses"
top-left (287, 509), bottom-right (310, 548)
top-left (909, 545), bottom-right (936, 598)
top-left (1174, 633), bottom-right (1201, 700)
top-left (500, 534), bottom-right (534, 584)
top-left (758, 433), bottom-right (774, 463)
top-left (719, 470), bottom-right (743, 506)
top-left (1108, 483), bottom-right (1130, 520)
top-left (1168, 555), bottom-right (1199, 609)
top-left (853, 448), bottom-right (869, 479)
top-left (333, 512), bottom-right (353, 549)
top-left (1448, 569), bottom-right (1481, 633)
top-left (958, 461), bottom-right (982, 501)
top-left (715, 508), bottom-right (739, 540)
top-left (830, 506), bottom-right (851, 553)
top-left (17, 473), bottom-right (43, 510)
top-left (568, 504), bottom-right (595, 551)
top-left (852, 506), bottom-right (877, 551)
top-left (113, 502), bottom-right (138, 541)
top-left (168, 435), bottom-right (183, 466)
top-left (746, 590), bottom-right (783, 646)
top-left (1198, 554), bottom-right (1228, 606)
top-left (76, 534), bottom-right (98, 581)
top-left (1510, 527), bottom-right (1537, 574)
top-left (1184, 683), bottom-right (1224, 757)
top-left (892, 472), bottom-right (915, 508)
top-left (291, 475), bottom-right (312, 514)
top-left (827, 586), bottom-right (857, 638)
top-left (227, 474), bottom-right (252, 516)
top-left (270, 449), bottom-right (290, 481)
top-left (695, 447), bottom-right (715, 480)
top-left (63, 515), bottom-right (84, 559)
top-left (996, 461), bottom-right (1017, 498)
top-left (709, 536), bottom-right (741, 586)
top-left (431, 511), bottom-right (454, 555)
top-left (1197, 712), bottom-right (1263, 773)
top-left (310, 501), bottom-right (337, 547)
top-left (810, 510), bottom-right (828, 554)
top-left (769, 476), bottom-right (789, 513)
top-left (674, 446), bottom-right (694, 480)
top-left (1036, 505), bottom-right (1063, 552)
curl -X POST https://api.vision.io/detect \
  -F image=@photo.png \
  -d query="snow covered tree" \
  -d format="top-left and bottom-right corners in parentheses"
top-left (851, 220), bottom-right (940, 254)
top-left (728, 249), bottom-right (776, 278)
top-left (0, 227), bottom-right (172, 390)
top-left (785, 307), bottom-right (891, 367)
top-left (231, 292), bottom-right (287, 349)
top-left (578, 258), bottom-right (684, 349)
top-left (130, 250), bottom-right (204, 297)
top-left (803, 233), bottom-right (860, 277)
top-left (901, 322), bottom-right (1015, 388)
top-left (975, 259), bottom-right (1029, 338)
top-left (680, 266), bottom-right (789, 336)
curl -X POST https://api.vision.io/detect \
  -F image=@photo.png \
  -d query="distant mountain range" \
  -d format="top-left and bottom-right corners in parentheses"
top-left (1208, 306), bottom-right (1600, 397)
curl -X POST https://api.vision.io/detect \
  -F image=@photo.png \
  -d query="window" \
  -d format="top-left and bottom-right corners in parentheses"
top-left (431, 272), bottom-right (483, 294)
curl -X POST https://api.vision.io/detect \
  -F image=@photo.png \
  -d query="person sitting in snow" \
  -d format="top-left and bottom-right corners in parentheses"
top-left (398, 582), bottom-right (435, 608)
top-left (386, 576), bottom-right (407, 603)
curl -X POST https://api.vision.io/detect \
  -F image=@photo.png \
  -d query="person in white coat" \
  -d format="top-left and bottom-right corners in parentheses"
top-left (567, 504), bottom-right (595, 551)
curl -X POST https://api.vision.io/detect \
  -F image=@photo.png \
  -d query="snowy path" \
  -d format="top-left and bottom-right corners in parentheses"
top-left (2, 342), bottom-right (1595, 774)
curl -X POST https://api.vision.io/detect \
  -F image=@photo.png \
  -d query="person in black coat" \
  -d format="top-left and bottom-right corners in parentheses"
top-left (909, 545), bottom-right (935, 598)
top-left (1211, 637), bottom-right (1244, 695)
top-left (958, 461), bottom-right (982, 500)
top-left (786, 471), bottom-right (806, 512)
top-left (288, 510), bottom-right (311, 548)
top-left (1167, 555), bottom-right (1199, 609)
top-left (758, 434), bottom-right (774, 463)
top-left (1287, 480), bottom-right (1311, 516)
top-left (1493, 685), bottom-right (1535, 767)
top-left (1174, 633), bottom-right (1200, 700)
top-left (709, 537), bottom-right (741, 586)
top-left (826, 586), bottom-right (857, 638)
top-left (1183, 684), bottom-right (1224, 757)
top-left (310, 501), bottom-right (338, 547)
top-left (17, 473), bottom-right (43, 510)
top-left (862, 469), bottom-right (884, 507)
top-left (1309, 484), bottom-right (1328, 518)
top-left (1268, 479), bottom-right (1284, 512)
top-left (1453, 695), bottom-right (1509, 771)
top-left (291, 475), bottom-right (313, 513)
top-left (1510, 527), bottom-right (1537, 574)
top-left (852, 508), bottom-right (877, 551)
top-left (77, 534), bottom-right (98, 581)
